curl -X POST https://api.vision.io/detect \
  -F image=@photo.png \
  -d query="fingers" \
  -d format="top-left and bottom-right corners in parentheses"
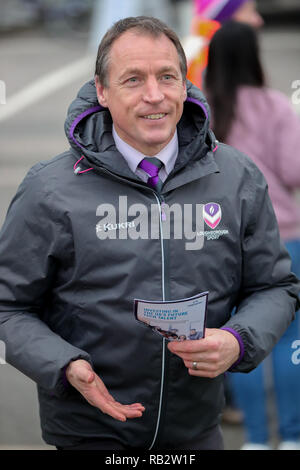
top-left (78, 385), bottom-right (144, 422)
top-left (115, 403), bottom-right (145, 420)
top-left (167, 339), bottom-right (219, 363)
top-left (168, 345), bottom-right (223, 378)
top-left (92, 395), bottom-right (145, 422)
top-left (185, 360), bottom-right (222, 378)
top-left (167, 329), bottom-right (219, 355)
top-left (65, 359), bottom-right (145, 422)
top-left (167, 328), bottom-right (240, 378)
top-left (172, 350), bottom-right (217, 363)
top-left (80, 379), bottom-right (145, 422)
top-left (96, 399), bottom-right (144, 422)
top-left (168, 339), bottom-right (205, 354)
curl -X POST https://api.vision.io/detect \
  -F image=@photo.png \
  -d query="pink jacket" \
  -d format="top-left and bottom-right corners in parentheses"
top-left (225, 86), bottom-right (300, 241)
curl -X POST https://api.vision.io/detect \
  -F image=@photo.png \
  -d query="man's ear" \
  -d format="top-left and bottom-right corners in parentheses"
top-left (183, 80), bottom-right (187, 101)
top-left (95, 75), bottom-right (108, 107)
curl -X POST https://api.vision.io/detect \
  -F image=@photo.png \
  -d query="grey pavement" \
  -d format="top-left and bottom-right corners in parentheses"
top-left (0, 21), bottom-right (299, 450)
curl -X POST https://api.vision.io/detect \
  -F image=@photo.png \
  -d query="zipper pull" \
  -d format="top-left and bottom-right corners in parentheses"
top-left (160, 196), bottom-right (167, 222)
top-left (161, 203), bottom-right (167, 221)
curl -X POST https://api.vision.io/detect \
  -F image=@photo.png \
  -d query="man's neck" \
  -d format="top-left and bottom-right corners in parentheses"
top-left (112, 126), bottom-right (177, 157)
top-left (112, 124), bottom-right (178, 179)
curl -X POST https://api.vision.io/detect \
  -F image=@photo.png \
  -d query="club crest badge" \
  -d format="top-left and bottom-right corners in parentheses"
top-left (203, 203), bottom-right (222, 229)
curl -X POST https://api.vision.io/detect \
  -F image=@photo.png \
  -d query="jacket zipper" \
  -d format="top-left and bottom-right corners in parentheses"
top-left (88, 166), bottom-right (168, 449)
top-left (148, 193), bottom-right (166, 451)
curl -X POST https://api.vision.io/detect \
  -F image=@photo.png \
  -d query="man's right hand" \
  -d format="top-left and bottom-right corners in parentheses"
top-left (65, 359), bottom-right (145, 422)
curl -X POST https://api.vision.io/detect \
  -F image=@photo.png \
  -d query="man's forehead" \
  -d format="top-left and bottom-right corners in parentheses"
top-left (108, 30), bottom-right (181, 78)
top-left (110, 30), bottom-right (178, 61)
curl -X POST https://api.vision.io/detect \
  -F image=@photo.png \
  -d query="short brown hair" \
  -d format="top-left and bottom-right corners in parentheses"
top-left (95, 16), bottom-right (187, 87)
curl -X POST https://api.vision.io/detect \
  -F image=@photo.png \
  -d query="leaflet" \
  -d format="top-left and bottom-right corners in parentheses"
top-left (134, 291), bottom-right (208, 341)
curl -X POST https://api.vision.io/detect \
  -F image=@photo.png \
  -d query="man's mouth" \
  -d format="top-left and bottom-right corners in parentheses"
top-left (143, 113), bottom-right (166, 120)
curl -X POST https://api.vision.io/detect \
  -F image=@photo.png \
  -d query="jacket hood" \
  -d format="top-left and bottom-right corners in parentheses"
top-left (64, 79), bottom-right (217, 179)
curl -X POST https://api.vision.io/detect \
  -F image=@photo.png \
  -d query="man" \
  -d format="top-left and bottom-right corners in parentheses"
top-left (0, 16), bottom-right (299, 451)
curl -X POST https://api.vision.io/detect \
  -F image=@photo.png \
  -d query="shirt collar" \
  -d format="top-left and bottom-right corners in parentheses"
top-left (112, 124), bottom-right (178, 176)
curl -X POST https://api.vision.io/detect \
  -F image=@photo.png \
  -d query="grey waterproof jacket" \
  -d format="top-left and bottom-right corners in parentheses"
top-left (0, 80), bottom-right (299, 449)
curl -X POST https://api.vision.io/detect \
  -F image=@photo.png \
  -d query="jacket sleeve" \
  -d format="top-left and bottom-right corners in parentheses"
top-left (223, 167), bottom-right (300, 372)
top-left (0, 167), bottom-right (92, 396)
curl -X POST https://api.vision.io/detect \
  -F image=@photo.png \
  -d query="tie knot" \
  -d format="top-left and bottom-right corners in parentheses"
top-left (138, 157), bottom-right (163, 177)
top-left (138, 157), bottom-right (164, 191)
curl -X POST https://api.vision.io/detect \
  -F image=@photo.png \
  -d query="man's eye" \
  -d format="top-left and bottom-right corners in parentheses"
top-left (128, 77), bottom-right (138, 83)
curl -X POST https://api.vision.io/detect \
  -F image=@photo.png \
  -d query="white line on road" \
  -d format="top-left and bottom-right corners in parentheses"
top-left (0, 55), bottom-right (94, 122)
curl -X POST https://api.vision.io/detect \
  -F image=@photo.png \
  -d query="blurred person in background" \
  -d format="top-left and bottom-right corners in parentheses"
top-left (205, 20), bottom-right (300, 450)
top-left (183, 0), bottom-right (264, 88)
top-left (184, 1), bottom-right (264, 426)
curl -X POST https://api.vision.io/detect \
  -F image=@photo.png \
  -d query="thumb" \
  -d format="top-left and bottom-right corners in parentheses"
top-left (77, 364), bottom-right (95, 384)
top-left (204, 328), bottom-right (217, 337)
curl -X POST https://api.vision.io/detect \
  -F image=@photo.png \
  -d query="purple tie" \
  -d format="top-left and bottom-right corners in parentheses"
top-left (138, 157), bottom-right (164, 192)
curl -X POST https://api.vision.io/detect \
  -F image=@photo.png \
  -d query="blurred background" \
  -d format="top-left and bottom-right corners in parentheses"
top-left (0, 0), bottom-right (299, 450)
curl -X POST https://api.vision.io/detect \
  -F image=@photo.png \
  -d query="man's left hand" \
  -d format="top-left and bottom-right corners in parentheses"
top-left (167, 328), bottom-right (240, 378)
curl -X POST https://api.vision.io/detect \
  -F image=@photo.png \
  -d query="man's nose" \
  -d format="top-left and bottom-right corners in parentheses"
top-left (143, 78), bottom-right (164, 103)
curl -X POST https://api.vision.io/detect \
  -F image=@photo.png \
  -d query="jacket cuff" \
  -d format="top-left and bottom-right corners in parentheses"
top-left (57, 354), bottom-right (93, 397)
top-left (221, 327), bottom-right (245, 371)
top-left (62, 364), bottom-right (70, 390)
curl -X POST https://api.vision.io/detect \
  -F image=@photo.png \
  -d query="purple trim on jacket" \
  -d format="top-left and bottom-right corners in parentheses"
top-left (69, 105), bottom-right (103, 149)
top-left (221, 327), bottom-right (245, 370)
top-left (186, 96), bottom-right (208, 119)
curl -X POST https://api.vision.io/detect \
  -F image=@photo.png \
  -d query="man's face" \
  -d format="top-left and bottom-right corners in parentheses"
top-left (95, 30), bottom-right (187, 156)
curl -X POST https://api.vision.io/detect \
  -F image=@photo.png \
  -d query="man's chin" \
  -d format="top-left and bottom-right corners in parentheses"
top-left (139, 142), bottom-right (170, 155)
top-left (138, 133), bottom-right (175, 154)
